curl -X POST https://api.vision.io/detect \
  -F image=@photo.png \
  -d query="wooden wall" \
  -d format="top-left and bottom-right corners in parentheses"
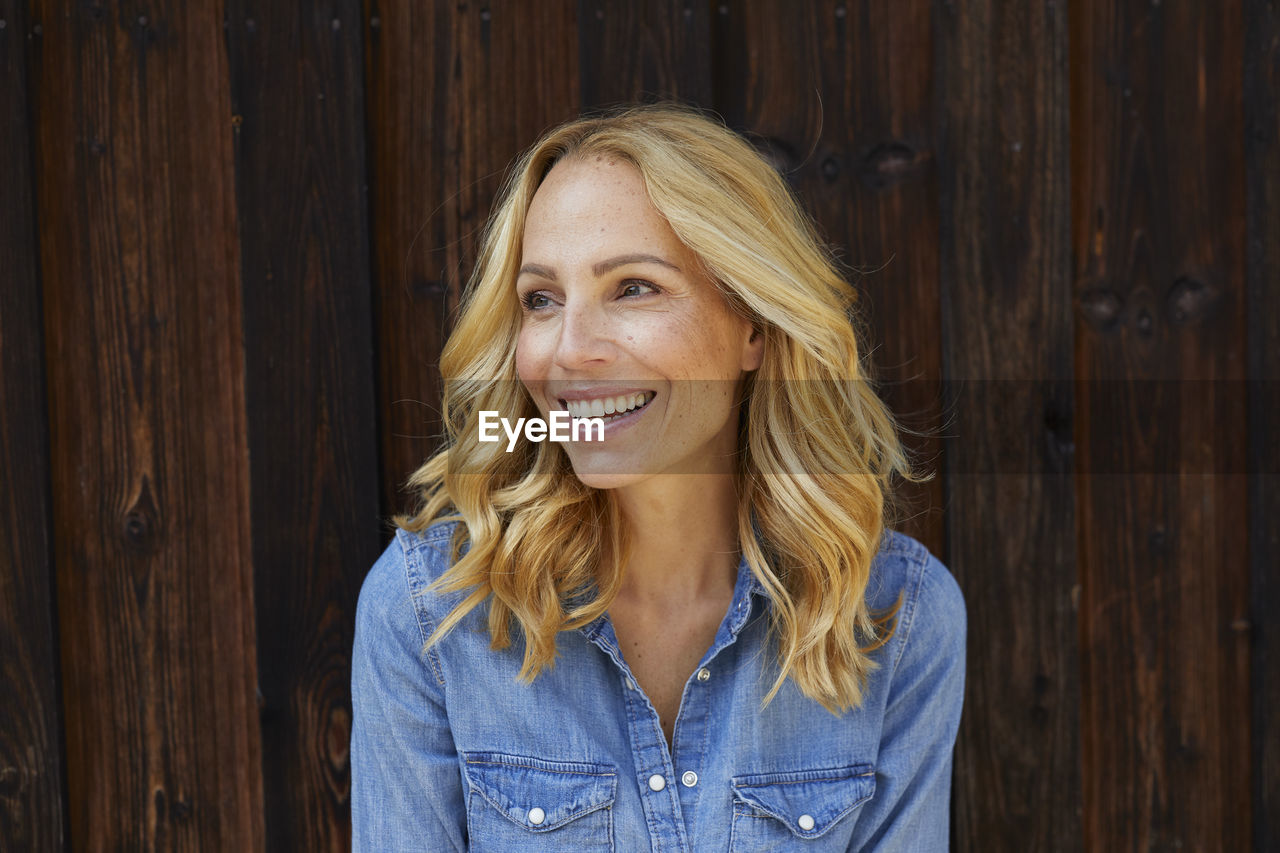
top-left (1, 0), bottom-right (1274, 849)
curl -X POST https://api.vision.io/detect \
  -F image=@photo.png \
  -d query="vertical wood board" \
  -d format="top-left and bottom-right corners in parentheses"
top-left (33, 1), bottom-right (264, 848)
top-left (1070, 0), bottom-right (1252, 847)
top-left (577, 0), bottom-right (712, 107)
top-left (1245, 0), bottom-right (1280, 849)
top-left (224, 1), bottom-right (382, 850)
top-left (0, 0), bottom-right (67, 847)
top-left (935, 1), bottom-right (1080, 849)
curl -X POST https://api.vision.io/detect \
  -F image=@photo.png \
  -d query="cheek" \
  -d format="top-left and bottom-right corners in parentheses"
top-left (660, 311), bottom-right (746, 375)
top-left (515, 327), bottom-right (548, 388)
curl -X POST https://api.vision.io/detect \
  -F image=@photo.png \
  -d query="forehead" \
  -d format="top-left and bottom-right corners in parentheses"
top-left (522, 156), bottom-right (686, 260)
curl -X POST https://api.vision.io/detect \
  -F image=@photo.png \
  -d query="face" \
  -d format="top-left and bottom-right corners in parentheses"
top-left (514, 155), bottom-right (763, 489)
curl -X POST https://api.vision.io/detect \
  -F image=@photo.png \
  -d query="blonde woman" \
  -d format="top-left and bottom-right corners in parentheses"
top-left (351, 105), bottom-right (965, 852)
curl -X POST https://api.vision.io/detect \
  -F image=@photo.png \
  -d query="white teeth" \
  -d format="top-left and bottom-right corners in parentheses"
top-left (564, 392), bottom-right (650, 419)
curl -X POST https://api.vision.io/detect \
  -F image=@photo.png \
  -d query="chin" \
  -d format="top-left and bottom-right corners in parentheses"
top-left (564, 454), bottom-right (652, 491)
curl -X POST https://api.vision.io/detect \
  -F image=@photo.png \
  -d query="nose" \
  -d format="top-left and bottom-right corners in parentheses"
top-left (553, 297), bottom-right (616, 370)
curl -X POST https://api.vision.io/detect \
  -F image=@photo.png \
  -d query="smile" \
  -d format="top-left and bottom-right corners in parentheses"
top-left (560, 391), bottom-right (654, 423)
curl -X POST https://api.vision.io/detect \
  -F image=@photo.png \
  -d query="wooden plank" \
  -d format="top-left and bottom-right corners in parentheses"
top-left (577, 0), bottom-right (711, 108)
top-left (1245, 0), bottom-right (1280, 849)
top-left (713, 0), bottom-right (944, 560)
top-left (0, 0), bottom-right (67, 848)
top-left (366, 1), bottom-right (579, 515)
top-left (935, 2), bottom-right (1080, 849)
top-left (1070, 0), bottom-right (1252, 848)
top-left (223, 3), bottom-right (381, 850)
top-left (33, 1), bottom-right (264, 848)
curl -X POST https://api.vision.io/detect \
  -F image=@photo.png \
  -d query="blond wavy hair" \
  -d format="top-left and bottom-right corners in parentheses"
top-left (398, 103), bottom-right (917, 713)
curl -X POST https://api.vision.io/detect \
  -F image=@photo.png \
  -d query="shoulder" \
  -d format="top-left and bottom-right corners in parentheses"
top-left (866, 530), bottom-right (966, 669)
top-left (355, 520), bottom-right (469, 654)
top-left (360, 520), bottom-right (463, 597)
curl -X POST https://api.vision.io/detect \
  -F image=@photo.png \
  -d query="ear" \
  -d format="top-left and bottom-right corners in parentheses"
top-left (740, 324), bottom-right (765, 372)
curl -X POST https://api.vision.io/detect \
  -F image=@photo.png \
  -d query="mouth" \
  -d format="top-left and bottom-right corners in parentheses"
top-left (558, 391), bottom-right (655, 426)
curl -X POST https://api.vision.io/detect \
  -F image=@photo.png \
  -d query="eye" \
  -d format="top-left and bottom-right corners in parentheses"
top-left (619, 279), bottom-right (658, 298)
top-left (520, 290), bottom-right (553, 311)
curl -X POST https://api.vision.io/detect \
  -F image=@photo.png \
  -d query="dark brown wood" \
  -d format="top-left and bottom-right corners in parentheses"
top-left (713, 0), bottom-right (945, 562)
top-left (33, 1), bottom-right (264, 848)
top-left (224, 3), bottom-right (381, 850)
top-left (366, 1), bottom-right (580, 516)
top-left (577, 0), bottom-right (711, 108)
top-left (0, 0), bottom-right (67, 848)
top-left (1245, 1), bottom-right (1280, 850)
top-left (935, 1), bottom-right (1080, 850)
top-left (6, 2), bottom-right (1272, 848)
top-left (1071, 0), bottom-right (1252, 848)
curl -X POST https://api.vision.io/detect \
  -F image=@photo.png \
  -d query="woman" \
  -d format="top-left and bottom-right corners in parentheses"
top-left (351, 104), bottom-right (965, 851)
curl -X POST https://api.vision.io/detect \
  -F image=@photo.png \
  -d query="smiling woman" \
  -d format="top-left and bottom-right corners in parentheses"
top-left (351, 104), bottom-right (966, 852)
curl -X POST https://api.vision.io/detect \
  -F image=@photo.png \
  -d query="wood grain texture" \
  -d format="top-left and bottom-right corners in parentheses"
top-left (365, 0), bottom-right (579, 516)
top-left (1071, 0), bottom-right (1252, 848)
top-left (713, 0), bottom-right (945, 556)
top-left (224, 2), bottom-right (381, 850)
top-left (577, 0), bottom-right (711, 107)
top-left (32, 1), bottom-right (264, 848)
top-left (0, 0), bottom-right (67, 848)
top-left (935, 1), bottom-right (1080, 849)
top-left (1245, 1), bottom-right (1279, 850)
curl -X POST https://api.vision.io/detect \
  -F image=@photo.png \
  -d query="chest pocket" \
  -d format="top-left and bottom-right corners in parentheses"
top-left (729, 764), bottom-right (876, 852)
top-left (462, 752), bottom-right (617, 852)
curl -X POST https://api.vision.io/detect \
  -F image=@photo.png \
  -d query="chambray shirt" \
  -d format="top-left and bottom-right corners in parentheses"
top-left (351, 522), bottom-right (965, 852)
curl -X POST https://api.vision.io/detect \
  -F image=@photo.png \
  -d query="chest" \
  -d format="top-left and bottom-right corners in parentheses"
top-left (442, 615), bottom-right (886, 852)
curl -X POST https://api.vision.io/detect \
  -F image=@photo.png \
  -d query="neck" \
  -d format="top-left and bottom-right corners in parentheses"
top-left (613, 473), bottom-right (742, 607)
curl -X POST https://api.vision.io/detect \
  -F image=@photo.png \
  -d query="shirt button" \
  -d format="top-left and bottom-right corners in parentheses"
top-left (681, 770), bottom-right (698, 787)
top-left (647, 773), bottom-right (666, 792)
top-left (626, 678), bottom-right (636, 690)
top-left (528, 807), bottom-right (545, 825)
top-left (798, 813), bottom-right (816, 831)
top-left (696, 667), bottom-right (710, 682)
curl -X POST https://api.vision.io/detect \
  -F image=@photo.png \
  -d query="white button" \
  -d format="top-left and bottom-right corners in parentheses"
top-left (696, 668), bottom-right (710, 682)
top-left (527, 807), bottom-right (545, 825)
top-left (647, 773), bottom-right (666, 792)
top-left (626, 678), bottom-right (636, 690)
top-left (798, 813), bottom-right (816, 831)
top-left (681, 770), bottom-right (698, 787)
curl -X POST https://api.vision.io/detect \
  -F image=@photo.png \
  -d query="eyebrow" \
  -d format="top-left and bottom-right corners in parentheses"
top-left (517, 253), bottom-right (682, 280)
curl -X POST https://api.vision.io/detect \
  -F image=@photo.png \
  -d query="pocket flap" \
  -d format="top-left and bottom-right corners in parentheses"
top-left (730, 764), bottom-right (876, 839)
top-left (463, 752), bottom-right (617, 832)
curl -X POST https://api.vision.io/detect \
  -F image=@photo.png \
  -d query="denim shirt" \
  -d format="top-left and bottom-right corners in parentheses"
top-left (351, 522), bottom-right (965, 852)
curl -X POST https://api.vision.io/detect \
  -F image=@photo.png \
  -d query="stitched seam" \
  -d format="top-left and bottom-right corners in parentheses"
top-left (464, 759), bottom-right (617, 778)
top-left (889, 540), bottom-right (930, 673)
top-left (736, 774), bottom-right (865, 788)
top-left (399, 528), bottom-right (447, 686)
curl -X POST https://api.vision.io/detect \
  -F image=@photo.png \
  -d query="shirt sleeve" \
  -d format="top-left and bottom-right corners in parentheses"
top-left (351, 537), bottom-right (467, 852)
top-left (848, 549), bottom-right (967, 851)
